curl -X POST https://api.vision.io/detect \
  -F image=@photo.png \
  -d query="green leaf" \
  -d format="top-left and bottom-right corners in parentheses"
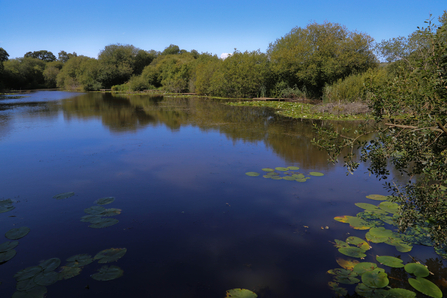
top-left (338, 247), bottom-right (367, 258)
top-left (309, 171), bottom-right (324, 176)
top-left (225, 288), bottom-right (258, 298)
top-left (99, 208), bottom-right (122, 217)
top-left (366, 194), bottom-right (388, 201)
top-left (88, 218), bottom-right (119, 228)
top-left (33, 271), bottom-right (59, 286)
top-left (39, 258), bottom-right (61, 272)
top-left (353, 262), bottom-right (378, 275)
top-left (58, 266), bottom-right (81, 280)
top-left (361, 268), bottom-right (389, 288)
top-left (287, 166), bottom-right (300, 170)
top-left (5, 227), bottom-right (30, 240)
top-left (14, 266), bottom-right (43, 281)
top-left (94, 248), bottom-right (127, 263)
top-left (404, 263), bottom-right (429, 277)
top-left (94, 197), bottom-right (115, 205)
top-left (66, 254), bottom-right (93, 267)
top-left (0, 249), bottom-right (16, 262)
top-left (376, 256), bottom-right (404, 268)
top-left (275, 167), bottom-right (288, 171)
top-left (245, 172), bottom-right (260, 176)
top-left (52, 192), bottom-right (74, 200)
top-left (91, 265), bottom-right (123, 281)
top-left (261, 168), bottom-right (275, 172)
top-left (84, 206), bottom-right (106, 215)
top-left (0, 240), bottom-right (19, 252)
top-left (378, 201), bottom-right (399, 214)
top-left (12, 286), bottom-right (47, 298)
top-left (346, 236), bottom-right (370, 251)
top-left (385, 288), bottom-right (416, 298)
top-left (408, 277), bottom-right (442, 298)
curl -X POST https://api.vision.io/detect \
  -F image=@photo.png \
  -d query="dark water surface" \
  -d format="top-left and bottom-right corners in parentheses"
top-left (0, 91), bottom-right (445, 297)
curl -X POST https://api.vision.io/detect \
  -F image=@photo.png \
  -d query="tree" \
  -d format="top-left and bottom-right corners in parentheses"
top-left (43, 61), bottom-right (63, 87)
top-left (24, 50), bottom-right (56, 62)
top-left (161, 44), bottom-right (180, 55)
top-left (2, 57), bottom-right (46, 89)
top-left (58, 51), bottom-right (77, 63)
top-left (268, 21), bottom-right (378, 97)
top-left (0, 47), bottom-right (9, 62)
top-left (313, 19), bottom-right (447, 247)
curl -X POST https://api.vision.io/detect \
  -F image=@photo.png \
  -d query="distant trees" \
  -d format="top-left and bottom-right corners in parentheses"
top-left (268, 21), bottom-right (378, 97)
top-left (24, 50), bottom-right (56, 62)
top-left (58, 51), bottom-right (77, 63)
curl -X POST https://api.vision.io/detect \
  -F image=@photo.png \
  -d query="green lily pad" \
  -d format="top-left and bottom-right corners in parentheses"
top-left (94, 197), bottom-right (115, 205)
top-left (355, 283), bottom-right (388, 297)
top-left (12, 286), bottom-right (47, 298)
top-left (287, 166), bottom-right (300, 170)
top-left (385, 288), bottom-right (416, 298)
top-left (265, 172), bottom-right (279, 176)
top-left (53, 192), bottom-right (74, 200)
top-left (270, 176), bottom-right (282, 180)
top-left (353, 262), bottom-right (378, 275)
top-left (366, 194), bottom-right (387, 201)
top-left (355, 203), bottom-right (379, 211)
top-left (66, 254), bottom-right (93, 267)
top-left (369, 227), bottom-right (393, 238)
top-left (328, 282), bottom-right (347, 297)
top-left (6, 227), bottom-right (30, 240)
top-left (386, 238), bottom-right (413, 252)
top-left (0, 240), bottom-right (19, 252)
top-left (338, 247), bottom-right (367, 258)
top-left (335, 275), bottom-right (360, 285)
top-left (327, 268), bottom-right (358, 277)
top-left (33, 271), bottom-right (59, 286)
top-left (261, 168), bottom-right (274, 172)
top-left (365, 231), bottom-right (389, 243)
top-left (347, 217), bottom-right (374, 230)
top-left (336, 258), bottom-right (359, 270)
top-left (91, 265), bottom-right (123, 281)
top-left (58, 266), bottom-right (81, 279)
top-left (88, 218), bottom-right (119, 228)
top-left (275, 167), bottom-right (288, 171)
top-left (376, 256), bottom-right (404, 268)
top-left (16, 277), bottom-right (38, 291)
top-left (14, 266), bottom-right (43, 281)
top-left (225, 288), bottom-right (258, 298)
top-left (94, 248), bottom-right (127, 263)
top-left (39, 258), bottom-right (61, 272)
top-left (296, 178), bottom-right (307, 182)
top-left (404, 263), bottom-right (429, 277)
top-left (408, 277), bottom-right (442, 298)
top-left (283, 176), bottom-right (296, 181)
top-left (84, 206), bottom-right (106, 215)
top-left (346, 236), bottom-right (370, 251)
top-left (362, 268), bottom-right (389, 288)
top-left (0, 249), bottom-right (16, 262)
top-left (0, 199), bottom-right (15, 213)
top-left (292, 173), bottom-right (305, 179)
top-left (80, 215), bottom-right (104, 223)
top-left (378, 201), bottom-right (399, 214)
top-left (245, 172), bottom-right (260, 176)
top-left (309, 171), bottom-right (324, 176)
top-left (334, 239), bottom-right (349, 249)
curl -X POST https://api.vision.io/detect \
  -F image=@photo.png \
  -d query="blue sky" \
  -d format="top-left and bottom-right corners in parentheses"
top-left (1, 0), bottom-right (445, 59)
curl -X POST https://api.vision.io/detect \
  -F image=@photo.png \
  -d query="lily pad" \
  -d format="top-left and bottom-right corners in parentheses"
top-left (84, 206), bottom-right (106, 215)
top-left (366, 194), bottom-right (387, 201)
top-left (80, 215), bottom-right (104, 223)
top-left (0, 199), bottom-right (15, 213)
top-left (6, 227), bottom-right (30, 240)
top-left (309, 171), bottom-right (324, 176)
top-left (346, 217), bottom-right (374, 230)
top-left (365, 231), bottom-right (389, 243)
top-left (376, 256), bottom-right (404, 268)
top-left (338, 247), bottom-right (367, 258)
top-left (355, 203), bottom-right (380, 211)
top-left (378, 201), bottom-right (399, 214)
top-left (52, 192), bottom-right (74, 200)
top-left (12, 286), bottom-right (47, 298)
top-left (261, 168), bottom-right (274, 172)
top-left (386, 238), bottom-right (413, 253)
top-left (0, 240), bottom-right (19, 252)
top-left (295, 178), bottom-right (307, 182)
top-left (283, 176), bottom-right (296, 181)
top-left (408, 277), bottom-right (442, 298)
top-left (334, 239), bottom-right (349, 249)
top-left (225, 288), bottom-right (258, 298)
top-left (99, 208), bottom-right (122, 217)
top-left (91, 265), bottom-right (123, 281)
top-left (88, 218), bottom-right (119, 228)
top-left (275, 167), bottom-right (288, 171)
top-left (336, 258), bottom-right (359, 270)
top-left (16, 277), bottom-right (38, 291)
top-left (355, 283), bottom-right (388, 297)
top-left (386, 288), bottom-right (416, 298)
top-left (58, 266), bottom-right (81, 279)
top-left (265, 172), bottom-right (279, 176)
top-left (353, 262), bottom-right (378, 275)
top-left (33, 271), bottom-right (59, 286)
top-left (328, 282), bottom-right (348, 297)
top-left (14, 266), bottom-right (43, 281)
top-left (369, 227), bottom-right (393, 238)
top-left (346, 236), bottom-right (370, 251)
top-left (362, 268), bottom-right (389, 288)
top-left (292, 173), bottom-right (305, 179)
top-left (66, 254), bottom-right (93, 267)
top-left (0, 249), bottom-right (16, 262)
top-left (287, 166), bottom-right (300, 170)
top-left (245, 172), bottom-right (260, 177)
top-left (94, 197), bottom-right (115, 205)
top-left (94, 248), bottom-right (127, 263)
top-left (38, 258), bottom-right (61, 272)
top-left (404, 263), bottom-right (429, 277)
top-left (270, 176), bottom-right (282, 180)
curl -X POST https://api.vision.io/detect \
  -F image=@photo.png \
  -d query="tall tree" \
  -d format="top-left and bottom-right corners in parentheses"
top-left (24, 50), bottom-right (56, 62)
top-left (58, 51), bottom-right (77, 63)
top-left (268, 21), bottom-right (377, 97)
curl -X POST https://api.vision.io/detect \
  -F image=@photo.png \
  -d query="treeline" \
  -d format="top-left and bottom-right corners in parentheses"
top-left (0, 14), bottom-right (445, 99)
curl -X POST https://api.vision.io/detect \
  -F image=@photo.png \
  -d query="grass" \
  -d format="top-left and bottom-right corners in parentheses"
top-left (226, 101), bottom-right (372, 121)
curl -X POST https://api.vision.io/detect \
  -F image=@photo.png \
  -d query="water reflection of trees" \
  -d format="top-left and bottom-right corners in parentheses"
top-left (61, 93), bottom-right (368, 170)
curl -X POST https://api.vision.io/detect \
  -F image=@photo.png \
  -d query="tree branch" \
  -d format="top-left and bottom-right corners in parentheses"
top-left (385, 123), bottom-right (443, 133)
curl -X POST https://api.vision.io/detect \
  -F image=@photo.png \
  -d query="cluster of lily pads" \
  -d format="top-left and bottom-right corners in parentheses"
top-left (81, 197), bottom-right (121, 228)
top-left (329, 194), bottom-right (444, 298)
top-left (0, 198), bottom-right (15, 213)
top-left (245, 166), bottom-right (324, 182)
top-left (0, 226), bottom-right (30, 264)
top-left (11, 247), bottom-right (126, 298)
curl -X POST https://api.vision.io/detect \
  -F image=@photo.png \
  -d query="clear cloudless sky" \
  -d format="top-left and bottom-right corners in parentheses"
top-left (0, 0), bottom-right (445, 59)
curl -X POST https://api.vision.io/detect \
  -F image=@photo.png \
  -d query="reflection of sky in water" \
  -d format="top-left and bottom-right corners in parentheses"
top-left (0, 91), bottom-right (445, 297)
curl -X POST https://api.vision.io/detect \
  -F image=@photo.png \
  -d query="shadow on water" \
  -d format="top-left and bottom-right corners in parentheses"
top-left (0, 91), bottom-right (445, 298)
